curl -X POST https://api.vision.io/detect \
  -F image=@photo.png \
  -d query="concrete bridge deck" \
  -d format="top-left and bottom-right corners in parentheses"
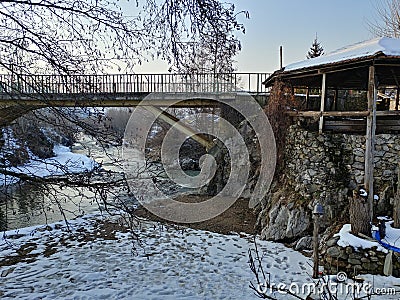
top-left (0, 73), bottom-right (269, 99)
top-left (0, 72), bottom-right (270, 125)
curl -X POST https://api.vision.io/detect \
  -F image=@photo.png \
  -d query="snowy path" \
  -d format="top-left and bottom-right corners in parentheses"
top-left (1, 215), bottom-right (400, 299)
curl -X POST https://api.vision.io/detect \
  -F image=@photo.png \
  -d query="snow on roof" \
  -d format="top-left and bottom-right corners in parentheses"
top-left (285, 37), bottom-right (400, 72)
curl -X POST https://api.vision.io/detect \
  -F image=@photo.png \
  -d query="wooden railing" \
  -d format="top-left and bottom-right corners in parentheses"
top-left (286, 110), bottom-right (400, 118)
top-left (287, 110), bottom-right (400, 133)
top-left (0, 73), bottom-right (270, 95)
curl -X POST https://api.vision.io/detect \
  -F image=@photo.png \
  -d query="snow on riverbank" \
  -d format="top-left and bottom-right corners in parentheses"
top-left (0, 214), bottom-right (308, 299)
top-left (0, 144), bottom-right (96, 186)
top-left (1, 215), bottom-right (400, 299)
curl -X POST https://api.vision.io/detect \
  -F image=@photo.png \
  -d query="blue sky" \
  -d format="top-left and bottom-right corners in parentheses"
top-left (133, 0), bottom-right (380, 73)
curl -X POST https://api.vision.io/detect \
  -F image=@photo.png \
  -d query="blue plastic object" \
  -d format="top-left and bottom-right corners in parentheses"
top-left (373, 230), bottom-right (400, 253)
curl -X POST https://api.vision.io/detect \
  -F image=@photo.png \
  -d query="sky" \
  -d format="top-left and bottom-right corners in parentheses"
top-left (132, 0), bottom-right (381, 74)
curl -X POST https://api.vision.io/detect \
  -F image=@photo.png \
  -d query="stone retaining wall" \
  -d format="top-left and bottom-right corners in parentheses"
top-left (259, 123), bottom-right (400, 242)
top-left (322, 236), bottom-right (400, 277)
top-left (284, 124), bottom-right (400, 213)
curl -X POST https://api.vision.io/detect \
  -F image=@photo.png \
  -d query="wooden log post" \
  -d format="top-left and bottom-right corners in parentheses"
top-left (334, 88), bottom-right (338, 111)
top-left (394, 163), bottom-right (400, 228)
top-left (312, 215), bottom-right (320, 278)
top-left (350, 191), bottom-right (370, 235)
top-left (364, 65), bottom-right (377, 222)
top-left (318, 73), bottom-right (327, 134)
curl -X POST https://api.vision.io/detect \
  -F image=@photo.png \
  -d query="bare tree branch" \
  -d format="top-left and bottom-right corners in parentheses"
top-left (367, 0), bottom-right (400, 38)
top-left (0, 0), bottom-right (246, 232)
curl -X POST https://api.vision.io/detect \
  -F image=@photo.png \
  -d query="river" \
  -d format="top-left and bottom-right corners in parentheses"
top-left (0, 135), bottom-right (126, 231)
top-left (0, 133), bottom-right (199, 231)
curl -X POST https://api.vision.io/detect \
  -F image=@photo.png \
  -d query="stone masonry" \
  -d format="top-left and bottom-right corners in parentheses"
top-left (259, 123), bottom-right (400, 242)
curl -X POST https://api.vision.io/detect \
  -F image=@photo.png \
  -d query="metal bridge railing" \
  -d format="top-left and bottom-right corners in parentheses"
top-left (0, 73), bottom-right (271, 96)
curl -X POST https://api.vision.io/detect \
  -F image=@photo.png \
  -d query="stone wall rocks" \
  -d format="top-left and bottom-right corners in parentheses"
top-left (322, 236), bottom-right (400, 277)
top-left (259, 124), bottom-right (400, 243)
top-left (261, 204), bottom-right (310, 240)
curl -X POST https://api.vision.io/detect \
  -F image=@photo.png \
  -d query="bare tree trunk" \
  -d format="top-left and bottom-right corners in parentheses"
top-left (393, 163), bottom-right (400, 228)
top-left (350, 191), bottom-right (370, 236)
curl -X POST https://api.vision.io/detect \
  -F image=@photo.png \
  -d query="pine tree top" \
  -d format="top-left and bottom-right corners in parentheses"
top-left (307, 36), bottom-right (324, 59)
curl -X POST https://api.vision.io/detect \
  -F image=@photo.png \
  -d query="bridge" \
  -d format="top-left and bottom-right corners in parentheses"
top-left (0, 72), bottom-right (270, 148)
top-left (0, 73), bottom-right (269, 104)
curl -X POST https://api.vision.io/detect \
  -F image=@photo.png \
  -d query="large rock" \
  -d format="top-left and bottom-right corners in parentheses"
top-left (261, 204), bottom-right (310, 241)
top-left (326, 246), bottom-right (342, 257)
top-left (295, 236), bottom-right (313, 250)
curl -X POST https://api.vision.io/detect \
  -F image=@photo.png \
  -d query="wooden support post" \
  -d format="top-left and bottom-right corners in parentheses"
top-left (396, 88), bottom-right (399, 111)
top-left (364, 65), bottom-right (377, 222)
top-left (350, 191), bottom-right (370, 235)
top-left (393, 163), bottom-right (400, 228)
top-left (312, 215), bottom-right (320, 278)
top-left (334, 88), bottom-right (338, 111)
top-left (306, 87), bottom-right (310, 110)
top-left (318, 73), bottom-right (326, 134)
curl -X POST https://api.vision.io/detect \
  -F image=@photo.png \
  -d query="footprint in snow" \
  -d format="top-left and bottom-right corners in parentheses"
top-left (299, 264), bottom-right (307, 270)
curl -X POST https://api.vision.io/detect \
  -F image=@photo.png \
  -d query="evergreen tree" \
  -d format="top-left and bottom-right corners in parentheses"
top-left (307, 35), bottom-right (324, 59)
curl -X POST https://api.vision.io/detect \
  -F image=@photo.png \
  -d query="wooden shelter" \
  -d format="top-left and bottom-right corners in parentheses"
top-left (263, 37), bottom-right (400, 222)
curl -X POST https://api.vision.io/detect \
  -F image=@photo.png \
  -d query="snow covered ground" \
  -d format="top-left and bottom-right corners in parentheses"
top-left (0, 144), bottom-right (96, 186)
top-left (1, 215), bottom-right (400, 300)
top-left (337, 221), bottom-right (400, 253)
top-left (381, 221), bottom-right (400, 248)
top-left (336, 224), bottom-right (388, 253)
top-left (0, 214), bottom-right (306, 299)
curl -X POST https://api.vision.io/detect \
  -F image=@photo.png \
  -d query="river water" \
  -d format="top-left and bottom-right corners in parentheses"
top-left (0, 135), bottom-right (126, 231)
top-left (0, 134), bottom-right (199, 231)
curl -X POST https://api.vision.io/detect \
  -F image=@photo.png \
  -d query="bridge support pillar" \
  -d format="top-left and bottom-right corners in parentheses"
top-left (144, 106), bottom-right (215, 151)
